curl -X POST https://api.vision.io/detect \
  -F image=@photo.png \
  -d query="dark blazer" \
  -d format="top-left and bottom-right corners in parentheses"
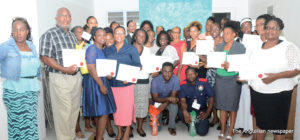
top-left (216, 41), bottom-right (246, 54)
top-left (126, 34), bottom-right (133, 45)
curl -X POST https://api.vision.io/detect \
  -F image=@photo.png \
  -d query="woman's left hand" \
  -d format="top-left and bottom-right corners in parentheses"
top-left (262, 73), bottom-right (278, 84)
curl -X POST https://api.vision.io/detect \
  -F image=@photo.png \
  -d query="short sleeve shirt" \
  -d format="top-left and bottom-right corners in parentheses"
top-left (39, 26), bottom-right (77, 73)
top-left (151, 74), bottom-right (180, 98)
top-left (179, 79), bottom-right (215, 111)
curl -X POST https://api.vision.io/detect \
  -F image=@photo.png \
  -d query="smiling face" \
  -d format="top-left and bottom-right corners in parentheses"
top-left (87, 17), bottom-right (98, 30)
top-left (114, 27), bottom-right (126, 43)
top-left (142, 24), bottom-right (151, 32)
top-left (94, 29), bottom-right (106, 46)
top-left (105, 33), bottom-right (114, 47)
top-left (135, 30), bottom-right (146, 45)
top-left (205, 20), bottom-right (214, 32)
top-left (241, 21), bottom-right (252, 34)
top-left (12, 20), bottom-right (29, 43)
top-left (128, 21), bottom-right (136, 33)
top-left (265, 20), bottom-right (281, 42)
top-left (171, 27), bottom-right (181, 41)
top-left (211, 24), bottom-right (221, 39)
top-left (189, 26), bottom-right (200, 40)
top-left (147, 30), bottom-right (155, 43)
top-left (55, 8), bottom-right (71, 29)
top-left (223, 28), bottom-right (236, 43)
top-left (186, 69), bottom-right (197, 83)
top-left (159, 34), bottom-right (168, 47)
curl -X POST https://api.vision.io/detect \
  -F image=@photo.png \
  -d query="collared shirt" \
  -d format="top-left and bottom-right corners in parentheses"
top-left (104, 42), bottom-right (141, 87)
top-left (39, 25), bottom-right (77, 74)
top-left (151, 74), bottom-right (180, 98)
top-left (179, 78), bottom-right (215, 112)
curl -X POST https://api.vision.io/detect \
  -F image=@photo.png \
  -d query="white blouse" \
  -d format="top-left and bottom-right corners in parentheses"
top-left (162, 45), bottom-right (179, 64)
top-left (138, 46), bottom-right (151, 80)
top-left (248, 41), bottom-right (300, 93)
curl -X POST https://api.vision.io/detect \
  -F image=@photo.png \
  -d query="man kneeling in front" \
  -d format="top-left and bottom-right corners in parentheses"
top-left (179, 67), bottom-right (215, 136)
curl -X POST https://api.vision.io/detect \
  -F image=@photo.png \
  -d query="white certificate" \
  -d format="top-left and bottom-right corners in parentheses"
top-left (81, 31), bottom-right (91, 41)
top-left (152, 56), bottom-right (172, 72)
top-left (207, 52), bottom-right (226, 68)
top-left (140, 55), bottom-right (155, 73)
top-left (96, 59), bottom-right (117, 77)
top-left (116, 64), bottom-right (140, 83)
top-left (196, 40), bottom-right (214, 55)
top-left (226, 54), bottom-right (248, 72)
top-left (182, 52), bottom-right (199, 65)
top-left (239, 65), bottom-right (266, 80)
top-left (62, 49), bottom-right (86, 67)
top-left (242, 34), bottom-right (262, 51)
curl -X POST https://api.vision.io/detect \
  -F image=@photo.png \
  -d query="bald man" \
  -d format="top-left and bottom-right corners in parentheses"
top-left (40, 7), bottom-right (82, 140)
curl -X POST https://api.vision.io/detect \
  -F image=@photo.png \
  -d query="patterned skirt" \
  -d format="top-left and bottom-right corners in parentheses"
top-left (134, 83), bottom-right (150, 118)
top-left (2, 88), bottom-right (39, 140)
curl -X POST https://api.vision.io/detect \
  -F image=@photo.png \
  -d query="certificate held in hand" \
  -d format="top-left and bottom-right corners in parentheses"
top-left (96, 59), bottom-right (117, 77)
top-left (207, 52), bottom-right (226, 68)
top-left (182, 52), bottom-right (199, 65)
top-left (62, 49), bottom-right (86, 67)
top-left (196, 40), bottom-right (214, 55)
top-left (116, 64), bottom-right (140, 83)
top-left (226, 54), bottom-right (248, 72)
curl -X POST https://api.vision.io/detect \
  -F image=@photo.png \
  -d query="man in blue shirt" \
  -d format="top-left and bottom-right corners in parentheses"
top-left (179, 67), bottom-right (215, 136)
top-left (151, 62), bottom-right (180, 136)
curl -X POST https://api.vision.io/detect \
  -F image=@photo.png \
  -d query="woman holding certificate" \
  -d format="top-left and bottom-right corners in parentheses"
top-left (187, 21), bottom-right (207, 78)
top-left (83, 28), bottom-right (116, 140)
top-left (132, 29), bottom-right (151, 137)
top-left (155, 31), bottom-right (180, 67)
top-left (248, 16), bottom-right (300, 140)
top-left (104, 26), bottom-right (141, 140)
top-left (215, 21), bottom-right (246, 140)
top-left (0, 17), bottom-right (40, 140)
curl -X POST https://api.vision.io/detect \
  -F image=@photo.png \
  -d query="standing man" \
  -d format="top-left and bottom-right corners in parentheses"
top-left (179, 67), bottom-right (215, 136)
top-left (126, 20), bottom-right (136, 44)
top-left (39, 7), bottom-right (82, 140)
top-left (151, 62), bottom-right (180, 136)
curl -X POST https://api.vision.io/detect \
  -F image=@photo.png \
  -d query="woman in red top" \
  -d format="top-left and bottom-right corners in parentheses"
top-left (170, 26), bottom-right (187, 81)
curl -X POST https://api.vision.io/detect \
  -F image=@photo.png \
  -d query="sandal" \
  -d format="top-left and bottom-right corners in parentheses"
top-left (75, 131), bottom-right (86, 138)
top-left (218, 133), bottom-right (225, 140)
top-left (85, 127), bottom-right (96, 133)
top-left (225, 135), bottom-right (233, 140)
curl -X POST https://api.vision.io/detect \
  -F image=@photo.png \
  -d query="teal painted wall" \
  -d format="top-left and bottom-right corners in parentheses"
top-left (139, 0), bottom-right (212, 38)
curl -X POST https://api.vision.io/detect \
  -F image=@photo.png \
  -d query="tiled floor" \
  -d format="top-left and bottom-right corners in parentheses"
top-left (44, 117), bottom-right (276, 140)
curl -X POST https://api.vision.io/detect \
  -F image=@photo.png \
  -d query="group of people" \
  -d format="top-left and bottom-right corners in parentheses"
top-left (0, 6), bottom-right (299, 140)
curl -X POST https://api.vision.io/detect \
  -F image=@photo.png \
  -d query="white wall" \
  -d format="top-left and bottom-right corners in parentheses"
top-left (248, 0), bottom-right (300, 47)
top-left (212, 0), bottom-right (249, 21)
top-left (94, 0), bottom-right (139, 28)
top-left (37, 0), bottom-right (95, 36)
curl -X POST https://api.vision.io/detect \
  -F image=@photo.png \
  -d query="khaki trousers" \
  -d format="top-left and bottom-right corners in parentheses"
top-left (49, 72), bottom-right (82, 140)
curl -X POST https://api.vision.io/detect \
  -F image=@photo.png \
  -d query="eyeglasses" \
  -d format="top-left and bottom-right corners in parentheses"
top-left (172, 31), bottom-right (180, 34)
top-left (159, 38), bottom-right (168, 41)
top-left (57, 14), bottom-right (71, 18)
top-left (265, 26), bottom-right (280, 31)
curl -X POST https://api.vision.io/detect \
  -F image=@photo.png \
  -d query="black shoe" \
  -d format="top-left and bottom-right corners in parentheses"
top-left (137, 129), bottom-right (146, 137)
top-left (130, 127), bottom-right (134, 138)
top-left (217, 124), bottom-right (221, 130)
top-left (108, 132), bottom-right (116, 138)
